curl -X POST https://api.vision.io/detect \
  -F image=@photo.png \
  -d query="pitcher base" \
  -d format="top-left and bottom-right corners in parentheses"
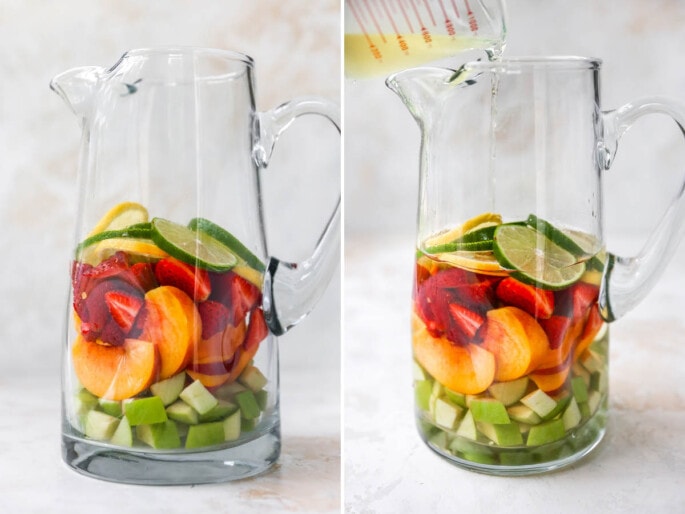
top-left (62, 424), bottom-right (281, 485)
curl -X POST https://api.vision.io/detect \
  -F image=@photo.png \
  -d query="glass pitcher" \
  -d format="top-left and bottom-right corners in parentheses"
top-left (51, 47), bottom-right (340, 485)
top-left (387, 57), bottom-right (685, 475)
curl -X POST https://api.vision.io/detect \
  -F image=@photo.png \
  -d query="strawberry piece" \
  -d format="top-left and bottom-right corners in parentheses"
top-left (209, 271), bottom-right (262, 325)
top-left (154, 257), bottom-right (211, 302)
top-left (198, 300), bottom-right (231, 339)
top-left (538, 315), bottom-right (573, 350)
top-left (104, 290), bottom-right (144, 334)
top-left (447, 303), bottom-right (484, 344)
top-left (244, 308), bottom-right (269, 352)
top-left (98, 318), bottom-right (126, 347)
top-left (554, 281), bottom-right (599, 320)
top-left (71, 252), bottom-right (132, 302)
top-left (130, 262), bottom-right (158, 291)
top-left (495, 277), bottom-right (554, 319)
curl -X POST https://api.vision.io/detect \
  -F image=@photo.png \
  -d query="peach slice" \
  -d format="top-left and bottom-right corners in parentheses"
top-left (480, 306), bottom-right (549, 382)
top-left (72, 336), bottom-right (159, 400)
top-left (139, 286), bottom-right (201, 380)
top-left (574, 305), bottom-right (604, 362)
top-left (531, 363), bottom-right (571, 392)
top-left (412, 313), bottom-right (495, 394)
top-left (191, 321), bottom-right (246, 365)
top-left (187, 369), bottom-right (232, 389)
top-left (537, 318), bottom-right (583, 370)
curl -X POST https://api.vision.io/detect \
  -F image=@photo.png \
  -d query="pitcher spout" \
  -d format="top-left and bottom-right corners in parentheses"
top-left (50, 66), bottom-right (103, 119)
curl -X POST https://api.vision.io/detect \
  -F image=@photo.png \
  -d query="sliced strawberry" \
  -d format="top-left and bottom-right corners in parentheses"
top-left (154, 257), bottom-right (211, 302)
top-left (130, 262), bottom-right (158, 291)
top-left (209, 271), bottom-right (262, 325)
top-left (104, 290), bottom-right (144, 334)
top-left (447, 303), bottom-right (484, 344)
top-left (554, 281), bottom-right (599, 320)
top-left (495, 277), bottom-right (554, 319)
top-left (538, 315), bottom-right (573, 350)
top-left (98, 318), bottom-right (126, 347)
top-left (71, 252), bottom-right (131, 302)
top-left (198, 300), bottom-right (231, 340)
top-left (244, 308), bottom-right (269, 352)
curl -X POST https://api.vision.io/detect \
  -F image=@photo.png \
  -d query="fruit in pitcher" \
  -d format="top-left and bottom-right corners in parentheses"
top-left (154, 257), bottom-right (211, 302)
top-left (72, 336), bottom-right (159, 400)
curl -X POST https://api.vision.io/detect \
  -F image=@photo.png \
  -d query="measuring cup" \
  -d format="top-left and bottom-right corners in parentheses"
top-left (51, 47), bottom-right (340, 484)
top-left (388, 57), bottom-right (685, 474)
top-left (345, 0), bottom-right (507, 78)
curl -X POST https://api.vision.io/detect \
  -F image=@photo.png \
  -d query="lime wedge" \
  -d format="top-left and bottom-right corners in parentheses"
top-left (493, 224), bottom-right (586, 290)
top-left (188, 218), bottom-right (265, 273)
top-left (75, 223), bottom-right (152, 256)
top-left (88, 202), bottom-right (149, 236)
top-left (150, 218), bottom-right (237, 271)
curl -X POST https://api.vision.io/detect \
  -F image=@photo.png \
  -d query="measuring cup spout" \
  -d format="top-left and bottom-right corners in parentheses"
top-left (386, 66), bottom-right (457, 123)
top-left (50, 66), bottom-right (103, 120)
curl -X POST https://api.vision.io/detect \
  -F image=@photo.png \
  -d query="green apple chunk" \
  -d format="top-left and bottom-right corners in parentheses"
top-left (507, 404), bottom-right (541, 425)
top-left (587, 390), bottom-right (602, 416)
top-left (415, 380), bottom-right (432, 411)
top-left (166, 400), bottom-right (199, 425)
top-left (580, 350), bottom-right (604, 373)
top-left (571, 376), bottom-right (589, 403)
top-left (238, 365), bottom-right (267, 392)
top-left (521, 389), bottom-right (557, 418)
top-left (85, 410), bottom-right (119, 441)
top-left (98, 399), bottom-right (123, 418)
top-left (185, 422), bottom-right (226, 449)
top-left (542, 395), bottom-right (571, 421)
top-left (74, 389), bottom-right (98, 416)
top-left (590, 370), bottom-right (608, 394)
top-left (241, 418), bottom-right (256, 432)
top-left (255, 390), bottom-right (268, 411)
top-left (110, 417), bottom-right (133, 447)
top-left (434, 398), bottom-right (463, 430)
top-left (180, 379), bottom-right (218, 415)
top-left (444, 388), bottom-right (467, 408)
top-left (488, 377), bottom-right (529, 406)
top-left (136, 420), bottom-right (181, 449)
top-left (456, 410), bottom-right (477, 440)
top-left (150, 372), bottom-right (186, 406)
top-left (562, 397), bottom-right (582, 431)
top-left (125, 396), bottom-right (168, 426)
top-left (413, 360), bottom-right (428, 381)
top-left (477, 422), bottom-right (523, 447)
top-left (526, 418), bottom-right (566, 446)
top-left (198, 400), bottom-right (238, 423)
top-left (469, 399), bottom-right (510, 424)
top-left (428, 430), bottom-right (449, 450)
top-left (214, 381), bottom-right (247, 398)
top-left (235, 390), bottom-right (261, 420)
top-left (223, 410), bottom-right (241, 441)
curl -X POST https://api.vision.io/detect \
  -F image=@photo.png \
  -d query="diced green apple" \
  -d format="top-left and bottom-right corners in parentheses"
top-left (456, 410), bottom-right (477, 440)
top-left (477, 422), bottom-right (523, 447)
top-left (572, 376), bottom-right (589, 403)
top-left (580, 350), bottom-right (604, 373)
top-left (241, 418), bottom-right (256, 432)
top-left (413, 360), bottom-right (428, 381)
top-left (235, 390), bottom-right (261, 420)
top-left (124, 396), bottom-right (168, 426)
top-left (185, 422), bottom-right (226, 449)
top-left (238, 365), bottom-right (268, 392)
top-left (74, 389), bottom-right (98, 416)
top-left (526, 418), bottom-right (566, 446)
top-left (98, 398), bottom-right (122, 418)
top-left (434, 398), bottom-right (463, 429)
top-left (110, 417), bottom-right (133, 447)
top-left (428, 430), bottom-right (449, 450)
top-left (255, 389), bottom-right (268, 411)
top-left (198, 400), bottom-right (238, 422)
top-left (136, 420), bottom-right (181, 449)
top-left (166, 400), bottom-right (199, 425)
top-left (587, 390), bottom-right (602, 416)
top-left (444, 388), bottom-right (467, 408)
top-left (521, 389), bottom-right (557, 418)
top-left (469, 399), bottom-right (510, 424)
top-left (150, 372), bottom-right (186, 406)
top-left (415, 380), bottom-right (432, 411)
top-left (214, 381), bottom-right (247, 398)
top-left (488, 377), bottom-right (529, 406)
top-left (84, 410), bottom-right (119, 441)
top-left (507, 404), bottom-right (541, 425)
top-left (590, 370), bottom-right (608, 393)
top-left (223, 410), bottom-right (241, 441)
top-left (180, 379), bottom-right (218, 415)
top-left (541, 395), bottom-right (571, 421)
top-left (562, 397), bottom-right (582, 431)
top-left (428, 381), bottom-right (444, 416)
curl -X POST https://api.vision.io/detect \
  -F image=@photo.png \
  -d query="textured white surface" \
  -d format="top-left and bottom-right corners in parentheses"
top-left (344, 235), bottom-right (685, 513)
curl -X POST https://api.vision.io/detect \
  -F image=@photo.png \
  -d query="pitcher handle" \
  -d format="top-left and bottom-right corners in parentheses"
top-left (599, 97), bottom-right (685, 321)
top-left (253, 97), bottom-right (340, 336)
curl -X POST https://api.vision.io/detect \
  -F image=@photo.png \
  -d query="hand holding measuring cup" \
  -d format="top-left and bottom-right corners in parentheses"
top-left (344, 0), bottom-right (507, 78)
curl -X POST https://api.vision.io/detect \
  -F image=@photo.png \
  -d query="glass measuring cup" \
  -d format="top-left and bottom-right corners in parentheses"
top-left (344, 0), bottom-right (507, 78)
top-left (51, 47), bottom-right (340, 484)
top-left (388, 57), bottom-right (685, 474)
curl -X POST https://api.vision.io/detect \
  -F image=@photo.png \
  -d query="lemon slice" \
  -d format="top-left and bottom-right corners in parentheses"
top-left (82, 238), bottom-right (168, 266)
top-left (424, 212), bottom-right (502, 248)
top-left (432, 250), bottom-right (510, 276)
top-left (88, 202), bottom-right (149, 236)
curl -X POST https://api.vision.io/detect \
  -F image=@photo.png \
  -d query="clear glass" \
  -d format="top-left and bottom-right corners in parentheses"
top-left (388, 57), bottom-right (685, 474)
top-left (344, 0), bottom-right (507, 78)
top-left (51, 47), bottom-right (340, 484)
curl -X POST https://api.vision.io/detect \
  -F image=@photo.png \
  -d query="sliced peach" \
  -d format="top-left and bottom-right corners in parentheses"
top-left (187, 369), bottom-right (231, 389)
top-left (191, 321), bottom-right (246, 365)
top-left (480, 306), bottom-right (549, 382)
top-left (139, 286), bottom-right (201, 379)
top-left (574, 305), bottom-right (604, 362)
top-left (537, 317), bottom-right (583, 370)
top-left (72, 336), bottom-right (159, 400)
top-left (531, 363), bottom-right (571, 392)
top-left (412, 313), bottom-right (495, 394)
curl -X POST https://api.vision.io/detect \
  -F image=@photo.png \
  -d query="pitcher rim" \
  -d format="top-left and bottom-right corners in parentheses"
top-left (113, 46), bottom-right (254, 71)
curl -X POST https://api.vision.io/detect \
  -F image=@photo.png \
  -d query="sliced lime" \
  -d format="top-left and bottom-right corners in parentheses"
top-left (424, 212), bottom-right (502, 247)
top-left (493, 224), bottom-right (586, 290)
top-left (150, 218), bottom-right (237, 271)
top-left (75, 223), bottom-right (152, 256)
top-left (188, 217), bottom-right (265, 272)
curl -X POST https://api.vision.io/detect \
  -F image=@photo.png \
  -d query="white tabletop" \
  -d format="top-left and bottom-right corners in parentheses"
top-left (344, 234), bottom-right (685, 513)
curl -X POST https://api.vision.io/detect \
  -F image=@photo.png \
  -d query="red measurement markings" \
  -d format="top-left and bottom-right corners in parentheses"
top-left (409, 0), bottom-right (433, 45)
top-left (380, 0), bottom-right (409, 54)
top-left (348, 0), bottom-right (383, 61)
top-left (362, 0), bottom-right (387, 42)
top-left (422, 0), bottom-right (437, 26)
top-left (464, 0), bottom-right (479, 33)
top-left (396, 0), bottom-right (415, 33)
top-left (438, 0), bottom-right (456, 36)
